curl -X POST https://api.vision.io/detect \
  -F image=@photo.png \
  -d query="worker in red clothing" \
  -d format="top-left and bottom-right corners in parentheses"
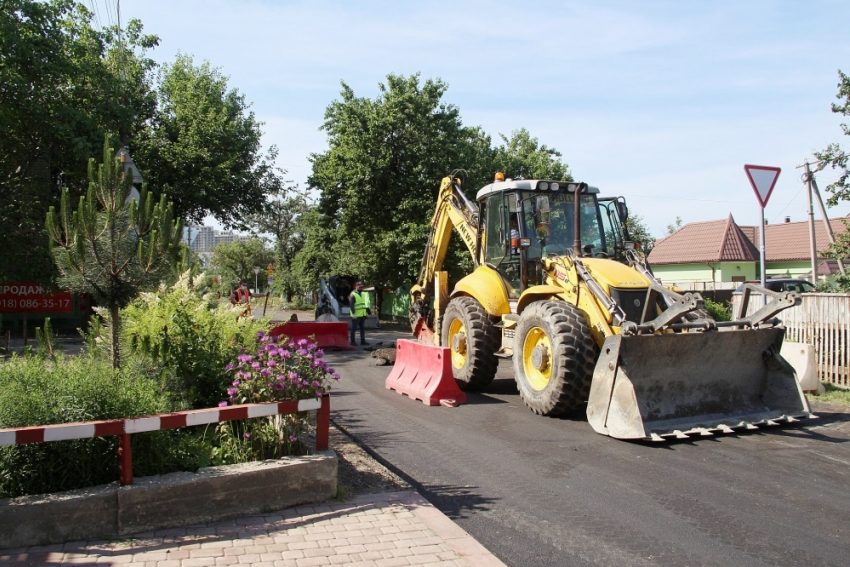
top-left (229, 279), bottom-right (258, 318)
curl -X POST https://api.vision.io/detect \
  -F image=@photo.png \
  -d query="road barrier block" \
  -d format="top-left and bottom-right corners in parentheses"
top-left (270, 321), bottom-right (354, 350)
top-left (385, 339), bottom-right (466, 406)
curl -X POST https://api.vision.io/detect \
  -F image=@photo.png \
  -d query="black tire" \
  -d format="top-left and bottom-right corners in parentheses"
top-left (513, 301), bottom-right (598, 416)
top-left (440, 296), bottom-right (500, 391)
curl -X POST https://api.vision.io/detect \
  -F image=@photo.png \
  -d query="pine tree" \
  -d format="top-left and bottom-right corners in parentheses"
top-left (46, 138), bottom-right (183, 368)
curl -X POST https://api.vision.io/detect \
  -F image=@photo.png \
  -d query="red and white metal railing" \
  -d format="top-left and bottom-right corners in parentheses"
top-left (0, 394), bottom-right (330, 486)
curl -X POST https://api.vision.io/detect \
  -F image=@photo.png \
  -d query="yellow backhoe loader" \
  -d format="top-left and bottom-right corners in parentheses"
top-left (408, 172), bottom-right (813, 440)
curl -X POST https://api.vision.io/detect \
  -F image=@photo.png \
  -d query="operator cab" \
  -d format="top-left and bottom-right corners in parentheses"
top-left (477, 176), bottom-right (629, 301)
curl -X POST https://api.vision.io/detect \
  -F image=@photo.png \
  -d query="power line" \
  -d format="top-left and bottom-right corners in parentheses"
top-left (103, 0), bottom-right (115, 29)
top-left (87, 1), bottom-right (102, 29)
top-left (618, 193), bottom-right (751, 205)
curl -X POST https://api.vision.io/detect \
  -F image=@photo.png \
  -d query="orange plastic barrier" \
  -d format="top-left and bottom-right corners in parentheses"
top-left (385, 340), bottom-right (466, 406)
top-left (269, 321), bottom-right (354, 350)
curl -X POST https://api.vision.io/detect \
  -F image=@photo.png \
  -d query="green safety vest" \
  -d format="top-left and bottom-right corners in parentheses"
top-left (351, 291), bottom-right (368, 318)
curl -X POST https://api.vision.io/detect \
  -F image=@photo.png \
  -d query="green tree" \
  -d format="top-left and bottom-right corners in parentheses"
top-left (134, 54), bottom-right (272, 228)
top-left (244, 169), bottom-right (312, 299)
top-left (210, 237), bottom-right (275, 290)
top-left (816, 69), bottom-right (850, 292)
top-left (306, 73), bottom-right (487, 288)
top-left (666, 216), bottom-right (683, 235)
top-left (46, 138), bottom-right (183, 368)
top-left (626, 214), bottom-right (655, 252)
top-left (492, 129), bottom-right (571, 181)
top-left (817, 70), bottom-right (850, 206)
top-left (0, 1), bottom-right (159, 281)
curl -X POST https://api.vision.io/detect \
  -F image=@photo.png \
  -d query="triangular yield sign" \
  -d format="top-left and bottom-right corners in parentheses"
top-left (744, 164), bottom-right (781, 208)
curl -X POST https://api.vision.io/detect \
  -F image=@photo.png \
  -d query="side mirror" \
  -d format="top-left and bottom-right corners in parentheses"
top-left (616, 199), bottom-right (628, 223)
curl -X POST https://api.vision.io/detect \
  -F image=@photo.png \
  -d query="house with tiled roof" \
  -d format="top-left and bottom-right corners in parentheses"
top-left (647, 215), bottom-right (848, 289)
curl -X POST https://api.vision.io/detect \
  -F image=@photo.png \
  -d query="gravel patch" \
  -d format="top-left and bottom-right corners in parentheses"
top-left (329, 423), bottom-right (410, 498)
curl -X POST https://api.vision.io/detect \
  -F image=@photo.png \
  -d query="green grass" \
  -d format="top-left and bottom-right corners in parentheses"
top-left (809, 382), bottom-right (850, 405)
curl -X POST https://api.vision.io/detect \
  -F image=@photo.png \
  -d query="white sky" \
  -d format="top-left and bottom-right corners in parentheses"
top-left (113, 0), bottom-right (850, 237)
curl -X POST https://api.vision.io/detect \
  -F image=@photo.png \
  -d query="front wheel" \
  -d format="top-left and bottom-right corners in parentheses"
top-left (441, 296), bottom-right (499, 390)
top-left (513, 301), bottom-right (598, 416)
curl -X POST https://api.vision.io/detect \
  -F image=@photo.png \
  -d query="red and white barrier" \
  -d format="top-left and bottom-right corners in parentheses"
top-left (0, 398), bottom-right (322, 445)
top-left (0, 396), bottom-right (330, 485)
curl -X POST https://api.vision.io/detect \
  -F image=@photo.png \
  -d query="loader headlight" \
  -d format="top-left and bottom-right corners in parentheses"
top-left (538, 182), bottom-right (549, 191)
top-left (550, 182), bottom-right (559, 191)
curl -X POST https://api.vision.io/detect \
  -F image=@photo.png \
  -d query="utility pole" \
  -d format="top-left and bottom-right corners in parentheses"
top-left (798, 160), bottom-right (846, 279)
top-left (806, 165), bottom-right (819, 282)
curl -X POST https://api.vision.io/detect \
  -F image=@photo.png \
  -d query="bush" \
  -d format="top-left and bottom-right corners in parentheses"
top-left (213, 332), bottom-right (340, 464)
top-left (0, 354), bottom-right (209, 498)
top-left (120, 282), bottom-right (269, 409)
top-left (815, 274), bottom-right (850, 293)
top-left (704, 298), bottom-right (732, 321)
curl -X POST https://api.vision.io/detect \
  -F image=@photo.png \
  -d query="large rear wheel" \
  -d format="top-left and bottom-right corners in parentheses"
top-left (513, 301), bottom-right (598, 415)
top-left (441, 296), bottom-right (499, 391)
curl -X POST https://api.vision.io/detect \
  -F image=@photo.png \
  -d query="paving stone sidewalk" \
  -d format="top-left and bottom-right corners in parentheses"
top-left (0, 491), bottom-right (506, 567)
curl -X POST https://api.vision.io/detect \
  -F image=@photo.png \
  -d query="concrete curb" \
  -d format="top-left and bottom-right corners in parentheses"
top-left (0, 450), bottom-right (337, 549)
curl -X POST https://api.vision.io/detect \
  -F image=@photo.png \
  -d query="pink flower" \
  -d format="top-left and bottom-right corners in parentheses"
top-left (289, 435), bottom-right (298, 443)
top-left (218, 401), bottom-right (228, 407)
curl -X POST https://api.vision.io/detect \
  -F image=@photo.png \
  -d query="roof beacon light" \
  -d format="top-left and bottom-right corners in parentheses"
top-left (494, 172), bottom-right (505, 182)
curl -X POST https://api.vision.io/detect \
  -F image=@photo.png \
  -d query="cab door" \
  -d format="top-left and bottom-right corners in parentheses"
top-left (483, 192), bottom-right (522, 299)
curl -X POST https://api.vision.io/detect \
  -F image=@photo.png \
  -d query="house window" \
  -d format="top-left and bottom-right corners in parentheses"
top-left (731, 276), bottom-right (745, 283)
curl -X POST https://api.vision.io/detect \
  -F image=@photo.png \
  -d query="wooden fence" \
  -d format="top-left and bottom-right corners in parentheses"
top-left (732, 292), bottom-right (850, 388)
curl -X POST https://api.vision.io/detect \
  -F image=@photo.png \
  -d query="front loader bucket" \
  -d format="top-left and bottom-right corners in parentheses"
top-left (586, 328), bottom-right (813, 440)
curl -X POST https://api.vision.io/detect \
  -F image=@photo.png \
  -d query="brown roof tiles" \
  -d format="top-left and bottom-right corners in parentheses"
top-left (649, 215), bottom-right (759, 264)
top-left (649, 215), bottom-right (849, 264)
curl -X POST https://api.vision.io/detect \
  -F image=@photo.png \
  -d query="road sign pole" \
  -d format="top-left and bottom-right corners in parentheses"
top-left (760, 207), bottom-right (767, 290)
top-left (744, 164), bottom-right (781, 304)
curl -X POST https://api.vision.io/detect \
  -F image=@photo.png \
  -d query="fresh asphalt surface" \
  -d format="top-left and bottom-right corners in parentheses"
top-left (323, 326), bottom-right (850, 567)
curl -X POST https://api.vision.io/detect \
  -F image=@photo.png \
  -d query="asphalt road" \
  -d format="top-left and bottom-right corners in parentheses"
top-left (324, 326), bottom-right (850, 567)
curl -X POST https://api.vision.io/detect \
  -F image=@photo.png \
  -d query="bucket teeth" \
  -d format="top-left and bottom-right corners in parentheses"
top-left (673, 430), bottom-right (689, 439)
top-left (717, 424), bottom-right (735, 434)
top-left (745, 423), bottom-right (759, 430)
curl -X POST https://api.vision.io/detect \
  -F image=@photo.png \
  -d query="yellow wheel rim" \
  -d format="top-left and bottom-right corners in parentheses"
top-left (522, 326), bottom-right (552, 391)
top-left (447, 317), bottom-right (468, 370)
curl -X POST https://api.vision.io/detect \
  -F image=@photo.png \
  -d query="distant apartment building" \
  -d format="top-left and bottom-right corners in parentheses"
top-left (184, 225), bottom-right (252, 268)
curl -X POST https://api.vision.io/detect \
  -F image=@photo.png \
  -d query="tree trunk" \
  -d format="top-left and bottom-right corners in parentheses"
top-left (110, 303), bottom-right (121, 369)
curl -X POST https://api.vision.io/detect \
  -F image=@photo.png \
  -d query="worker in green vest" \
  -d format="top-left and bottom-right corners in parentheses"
top-left (348, 281), bottom-right (370, 346)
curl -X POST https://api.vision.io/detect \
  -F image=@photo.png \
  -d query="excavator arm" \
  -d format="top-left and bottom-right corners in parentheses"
top-left (409, 174), bottom-right (480, 337)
